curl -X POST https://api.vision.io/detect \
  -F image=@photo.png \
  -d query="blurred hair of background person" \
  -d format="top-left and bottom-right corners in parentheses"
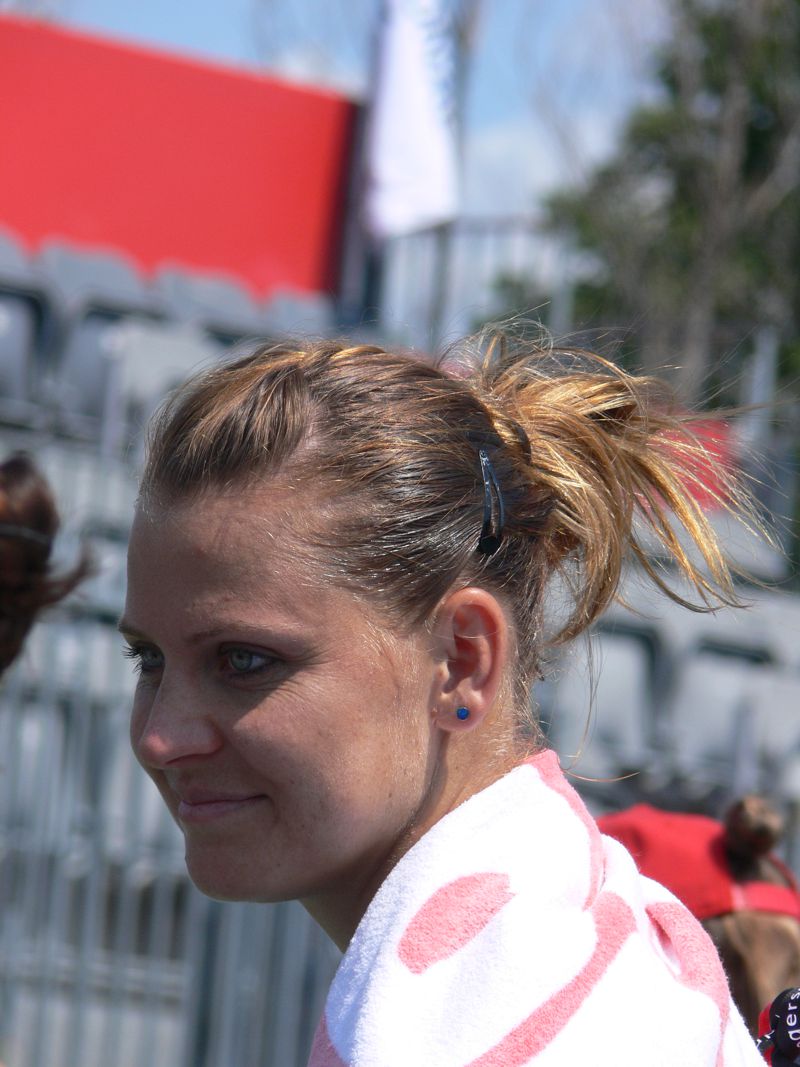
top-left (0, 452), bottom-right (88, 674)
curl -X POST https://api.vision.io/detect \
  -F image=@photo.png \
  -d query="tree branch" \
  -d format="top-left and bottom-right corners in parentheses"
top-left (744, 111), bottom-right (800, 222)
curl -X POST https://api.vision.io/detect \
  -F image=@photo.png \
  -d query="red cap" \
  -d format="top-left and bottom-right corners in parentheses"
top-left (598, 804), bottom-right (800, 921)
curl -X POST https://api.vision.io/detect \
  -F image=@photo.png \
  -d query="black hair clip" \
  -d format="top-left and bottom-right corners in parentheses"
top-left (476, 448), bottom-right (505, 555)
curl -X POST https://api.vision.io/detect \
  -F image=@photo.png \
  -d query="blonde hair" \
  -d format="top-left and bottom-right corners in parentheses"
top-left (141, 334), bottom-right (750, 717)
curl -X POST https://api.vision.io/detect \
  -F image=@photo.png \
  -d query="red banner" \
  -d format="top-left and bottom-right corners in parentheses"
top-left (0, 15), bottom-right (356, 295)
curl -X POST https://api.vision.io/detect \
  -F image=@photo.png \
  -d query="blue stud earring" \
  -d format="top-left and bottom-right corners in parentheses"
top-left (456, 706), bottom-right (470, 721)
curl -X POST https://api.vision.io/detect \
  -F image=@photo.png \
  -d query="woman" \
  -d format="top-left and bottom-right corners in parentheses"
top-left (122, 336), bottom-right (765, 1065)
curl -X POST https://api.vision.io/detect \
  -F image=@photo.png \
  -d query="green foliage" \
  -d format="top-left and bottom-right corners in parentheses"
top-left (497, 0), bottom-right (800, 411)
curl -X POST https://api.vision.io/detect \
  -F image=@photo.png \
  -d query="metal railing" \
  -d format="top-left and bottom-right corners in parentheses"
top-left (380, 216), bottom-right (547, 349)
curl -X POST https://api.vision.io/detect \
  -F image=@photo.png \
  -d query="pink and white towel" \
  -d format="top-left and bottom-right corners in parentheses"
top-left (309, 749), bottom-right (764, 1066)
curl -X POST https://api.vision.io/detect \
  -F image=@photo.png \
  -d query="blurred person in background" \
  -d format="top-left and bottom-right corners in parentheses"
top-left (0, 451), bottom-right (88, 674)
top-left (122, 333), bottom-right (765, 1066)
top-left (601, 795), bottom-right (800, 1038)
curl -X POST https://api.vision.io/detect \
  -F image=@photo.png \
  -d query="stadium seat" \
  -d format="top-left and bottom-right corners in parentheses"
top-left (0, 228), bottom-right (57, 426)
top-left (77, 533), bottom-right (129, 620)
top-left (545, 628), bottom-right (656, 780)
top-left (17, 613), bottom-right (135, 706)
top-left (55, 313), bottom-right (128, 441)
top-left (609, 569), bottom-right (788, 671)
top-left (39, 241), bottom-right (164, 446)
top-left (666, 647), bottom-right (773, 793)
top-left (56, 314), bottom-right (223, 451)
top-left (752, 594), bottom-right (800, 673)
top-left (155, 264), bottom-right (266, 346)
top-left (108, 318), bottom-right (223, 432)
top-left (0, 293), bottom-right (38, 423)
top-left (262, 288), bottom-right (335, 338)
top-left (751, 674), bottom-right (800, 786)
top-left (38, 240), bottom-right (155, 316)
top-left (34, 439), bottom-right (138, 534)
top-left (0, 691), bottom-right (69, 846)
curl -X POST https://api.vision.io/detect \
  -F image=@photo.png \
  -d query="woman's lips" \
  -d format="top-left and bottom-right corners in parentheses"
top-left (177, 794), bottom-right (266, 823)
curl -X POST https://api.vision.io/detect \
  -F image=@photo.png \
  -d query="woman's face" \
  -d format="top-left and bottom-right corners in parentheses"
top-left (123, 485), bottom-right (441, 929)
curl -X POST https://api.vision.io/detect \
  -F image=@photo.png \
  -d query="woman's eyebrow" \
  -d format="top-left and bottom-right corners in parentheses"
top-left (116, 618), bottom-right (219, 643)
top-left (117, 619), bottom-right (163, 642)
top-left (115, 620), bottom-right (300, 646)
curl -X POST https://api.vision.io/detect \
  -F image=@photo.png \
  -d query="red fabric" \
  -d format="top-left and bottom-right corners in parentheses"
top-left (659, 419), bottom-right (735, 513)
top-left (732, 882), bottom-right (800, 921)
top-left (759, 1003), bottom-right (774, 1064)
top-left (0, 14), bottom-right (356, 295)
top-left (598, 804), bottom-right (800, 921)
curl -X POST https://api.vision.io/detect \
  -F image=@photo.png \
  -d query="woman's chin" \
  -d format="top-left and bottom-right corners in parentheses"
top-left (184, 855), bottom-right (296, 904)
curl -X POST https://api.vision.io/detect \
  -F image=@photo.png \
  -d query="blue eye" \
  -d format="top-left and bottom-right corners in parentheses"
top-left (225, 648), bottom-right (270, 674)
top-left (123, 643), bottom-right (163, 673)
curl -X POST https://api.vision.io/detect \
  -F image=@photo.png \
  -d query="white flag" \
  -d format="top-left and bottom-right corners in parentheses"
top-left (364, 0), bottom-right (459, 240)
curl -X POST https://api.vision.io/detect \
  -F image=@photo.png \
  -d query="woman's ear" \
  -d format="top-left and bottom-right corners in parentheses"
top-left (429, 586), bottom-right (508, 733)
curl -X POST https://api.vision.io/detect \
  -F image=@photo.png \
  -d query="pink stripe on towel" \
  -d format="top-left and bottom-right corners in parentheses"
top-left (529, 751), bottom-right (604, 906)
top-left (647, 902), bottom-right (731, 1067)
top-left (467, 892), bottom-right (636, 1066)
top-left (398, 872), bottom-right (514, 974)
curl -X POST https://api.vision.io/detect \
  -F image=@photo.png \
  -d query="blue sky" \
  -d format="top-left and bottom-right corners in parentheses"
top-left (58, 0), bottom-right (667, 214)
top-left (64, 0), bottom-right (260, 69)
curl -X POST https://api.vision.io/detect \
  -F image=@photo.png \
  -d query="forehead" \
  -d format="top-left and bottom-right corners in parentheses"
top-left (126, 484), bottom-right (335, 623)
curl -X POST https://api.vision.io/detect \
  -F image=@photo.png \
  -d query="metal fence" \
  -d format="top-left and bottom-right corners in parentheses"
top-left (379, 216), bottom-right (548, 349)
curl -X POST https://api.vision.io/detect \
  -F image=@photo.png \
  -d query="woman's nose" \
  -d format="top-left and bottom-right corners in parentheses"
top-left (131, 675), bottom-right (223, 769)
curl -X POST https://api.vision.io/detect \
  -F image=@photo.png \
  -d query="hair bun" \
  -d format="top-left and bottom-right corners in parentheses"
top-left (724, 795), bottom-right (784, 858)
